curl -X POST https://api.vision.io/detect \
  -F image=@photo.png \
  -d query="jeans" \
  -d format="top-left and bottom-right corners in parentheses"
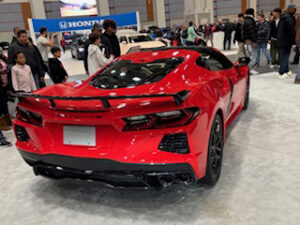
top-left (279, 46), bottom-right (292, 75)
top-left (0, 130), bottom-right (5, 141)
top-left (33, 73), bottom-right (40, 89)
top-left (245, 41), bottom-right (257, 70)
top-left (256, 42), bottom-right (272, 65)
top-left (223, 36), bottom-right (232, 50)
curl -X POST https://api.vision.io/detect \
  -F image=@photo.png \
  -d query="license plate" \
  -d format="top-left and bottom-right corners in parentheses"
top-left (63, 126), bottom-right (96, 146)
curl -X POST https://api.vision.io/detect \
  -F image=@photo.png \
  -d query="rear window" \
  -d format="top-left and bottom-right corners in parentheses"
top-left (89, 58), bottom-right (184, 89)
top-left (128, 35), bottom-right (153, 43)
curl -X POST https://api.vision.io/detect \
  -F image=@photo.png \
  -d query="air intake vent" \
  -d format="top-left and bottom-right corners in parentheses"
top-left (158, 133), bottom-right (189, 154)
top-left (14, 125), bottom-right (30, 142)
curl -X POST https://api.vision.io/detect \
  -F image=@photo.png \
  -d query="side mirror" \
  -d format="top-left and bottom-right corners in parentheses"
top-left (238, 57), bottom-right (251, 66)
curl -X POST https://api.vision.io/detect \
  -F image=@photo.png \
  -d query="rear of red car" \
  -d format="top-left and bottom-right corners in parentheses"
top-left (13, 49), bottom-right (212, 189)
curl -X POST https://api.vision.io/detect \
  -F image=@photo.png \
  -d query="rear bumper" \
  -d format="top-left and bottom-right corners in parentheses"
top-left (18, 150), bottom-right (197, 189)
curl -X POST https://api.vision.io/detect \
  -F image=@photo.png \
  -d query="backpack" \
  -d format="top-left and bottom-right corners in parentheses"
top-left (181, 29), bottom-right (188, 39)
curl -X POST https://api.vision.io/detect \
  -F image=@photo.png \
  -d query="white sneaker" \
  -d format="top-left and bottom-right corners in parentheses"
top-left (250, 69), bottom-right (259, 75)
top-left (269, 64), bottom-right (275, 69)
top-left (279, 73), bottom-right (289, 79)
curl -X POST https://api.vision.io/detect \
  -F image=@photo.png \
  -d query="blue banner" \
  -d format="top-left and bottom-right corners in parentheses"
top-left (32, 12), bottom-right (138, 33)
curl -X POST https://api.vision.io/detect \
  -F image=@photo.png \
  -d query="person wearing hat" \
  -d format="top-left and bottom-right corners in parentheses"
top-left (277, 3), bottom-right (297, 79)
top-left (242, 8), bottom-right (258, 75)
top-left (83, 23), bottom-right (113, 76)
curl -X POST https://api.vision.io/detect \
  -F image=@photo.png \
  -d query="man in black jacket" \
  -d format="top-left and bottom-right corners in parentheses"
top-left (234, 14), bottom-right (247, 62)
top-left (83, 24), bottom-right (113, 76)
top-left (7, 30), bottom-right (43, 89)
top-left (242, 8), bottom-right (258, 74)
top-left (269, 8), bottom-right (282, 68)
top-left (103, 19), bottom-right (121, 58)
top-left (277, 4), bottom-right (297, 78)
top-left (223, 20), bottom-right (234, 50)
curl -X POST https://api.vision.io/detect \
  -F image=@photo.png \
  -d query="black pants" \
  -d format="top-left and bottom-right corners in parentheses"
top-left (0, 86), bottom-right (9, 116)
top-left (293, 46), bottom-right (299, 64)
top-left (223, 35), bottom-right (232, 50)
top-left (185, 41), bottom-right (194, 46)
top-left (279, 46), bottom-right (292, 75)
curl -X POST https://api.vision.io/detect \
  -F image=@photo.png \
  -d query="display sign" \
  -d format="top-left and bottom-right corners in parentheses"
top-left (60, 0), bottom-right (97, 17)
top-left (31, 12), bottom-right (139, 33)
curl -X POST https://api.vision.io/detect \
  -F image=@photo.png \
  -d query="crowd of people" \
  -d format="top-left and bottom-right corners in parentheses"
top-left (1, 5), bottom-right (300, 147)
top-left (177, 4), bottom-right (300, 83)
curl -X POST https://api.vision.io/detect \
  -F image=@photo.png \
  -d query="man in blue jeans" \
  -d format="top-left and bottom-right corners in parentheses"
top-left (255, 14), bottom-right (272, 67)
top-left (277, 4), bottom-right (297, 79)
top-left (0, 130), bottom-right (11, 147)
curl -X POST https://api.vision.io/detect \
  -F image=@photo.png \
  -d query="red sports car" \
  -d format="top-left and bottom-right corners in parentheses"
top-left (13, 47), bottom-right (250, 189)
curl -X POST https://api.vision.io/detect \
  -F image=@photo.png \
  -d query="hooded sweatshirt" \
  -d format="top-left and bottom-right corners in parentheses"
top-left (88, 44), bottom-right (113, 76)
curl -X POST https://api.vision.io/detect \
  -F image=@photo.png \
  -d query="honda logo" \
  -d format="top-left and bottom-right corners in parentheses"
top-left (59, 21), bottom-right (68, 29)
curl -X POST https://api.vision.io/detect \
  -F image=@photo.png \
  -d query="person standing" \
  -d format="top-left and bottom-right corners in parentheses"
top-left (11, 52), bottom-right (37, 92)
top-left (269, 8), bottom-right (282, 68)
top-left (84, 24), bottom-right (113, 76)
top-left (60, 36), bottom-right (66, 53)
top-left (103, 19), bottom-right (121, 58)
top-left (0, 47), bottom-right (11, 131)
top-left (242, 8), bottom-right (258, 75)
top-left (48, 47), bottom-right (68, 84)
top-left (186, 21), bottom-right (199, 46)
top-left (7, 30), bottom-right (43, 89)
top-left (87, 33), bottom-right (114, 76)
top-left (11, 27), bottom-right (20, 45)
top-left (223, 20), bottom-right (234, 50)
top-left (204, 23), bottom-right (214, 47)
top-left (255, 14), bottom-right (272, 67)
top-left (277, 4), bottom-right (297, 79)
top-left (234, 14), bottom-right (247, 62)
top-left (36, 27), bottom-right (58, 64)
top-left (295, 10), bottom-right (300, 84)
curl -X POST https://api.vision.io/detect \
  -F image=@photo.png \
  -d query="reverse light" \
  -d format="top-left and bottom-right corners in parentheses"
top-left (16, 107), bottom-right (43, 127)
top-left (123, 107), bottom-right (200, 131)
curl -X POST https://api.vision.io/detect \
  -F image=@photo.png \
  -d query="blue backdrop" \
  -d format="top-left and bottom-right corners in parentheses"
top-left (32, 12), bottom-right (138, 33)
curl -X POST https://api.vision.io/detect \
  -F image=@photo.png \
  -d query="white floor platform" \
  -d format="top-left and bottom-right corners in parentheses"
top-left (0, 72), bottom-right (299, 225)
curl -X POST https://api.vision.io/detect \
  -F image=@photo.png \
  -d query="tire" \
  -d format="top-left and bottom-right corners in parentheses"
top-left (71, 50), bottom-right (75, 58)
top-left (200, 114), bottom-right (224, 185)
top-left (243, 72), bottom-right (250, 110)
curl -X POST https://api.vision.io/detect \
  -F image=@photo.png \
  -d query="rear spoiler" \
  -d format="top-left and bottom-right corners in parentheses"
top-left (10, 90), bottom-right (190, 109)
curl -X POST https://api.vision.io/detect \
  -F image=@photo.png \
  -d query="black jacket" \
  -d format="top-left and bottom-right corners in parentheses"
top-left (48, 58), bottom-right (68, 84)
top-left (269, 19), bottom-right (280, 40)
top-left (7, 41), bottom-right (43, 75)
top-left (103, 32), bottom-right (121, 58)
top-left (234, 22), bottom-right (243, 42)
top-left (242, 15), bottom-right (258, 43)
top-left (257, 20), bottom-right (270, 44)
top-left (223, 23), bottom-right (234, 38)
top-left (277, 13), bottom-right (296, 48)
top-left (83, 35), bottom-right (113, 72)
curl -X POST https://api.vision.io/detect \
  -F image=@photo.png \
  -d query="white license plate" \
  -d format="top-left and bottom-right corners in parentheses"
top-left (63, 126), bottom-right (96, 146)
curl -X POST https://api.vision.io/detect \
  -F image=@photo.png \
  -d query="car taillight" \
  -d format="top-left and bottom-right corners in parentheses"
top-left (122, 107), bottom-right (200, 131)
top-left (16, 107), bottom-right (42, 127)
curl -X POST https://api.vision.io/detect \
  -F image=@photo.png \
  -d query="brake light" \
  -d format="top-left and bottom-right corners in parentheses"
top-left (123, 107), bottom-right (200, 131)
top-left (16, 107), bottom-right (42, 127)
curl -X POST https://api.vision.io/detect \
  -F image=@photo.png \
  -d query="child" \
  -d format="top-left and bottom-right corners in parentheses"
top-left (88, 32), bottom-right (114, 76)
top-left (48, 47), bottom-right (68, 84)
top-left (11, 51), bottom-right (37, 92)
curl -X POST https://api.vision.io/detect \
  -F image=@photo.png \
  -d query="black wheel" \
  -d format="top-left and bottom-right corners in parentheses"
top-left (243, 72), bottom-right (250, 110)
top-left (200, 114), bottom-right (224, 185)
top-left (71, 49), bottom-right (75, 58)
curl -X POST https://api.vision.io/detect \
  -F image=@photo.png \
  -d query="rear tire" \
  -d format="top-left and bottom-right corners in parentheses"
top-left (200, 114), bottom-right (224, 186)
